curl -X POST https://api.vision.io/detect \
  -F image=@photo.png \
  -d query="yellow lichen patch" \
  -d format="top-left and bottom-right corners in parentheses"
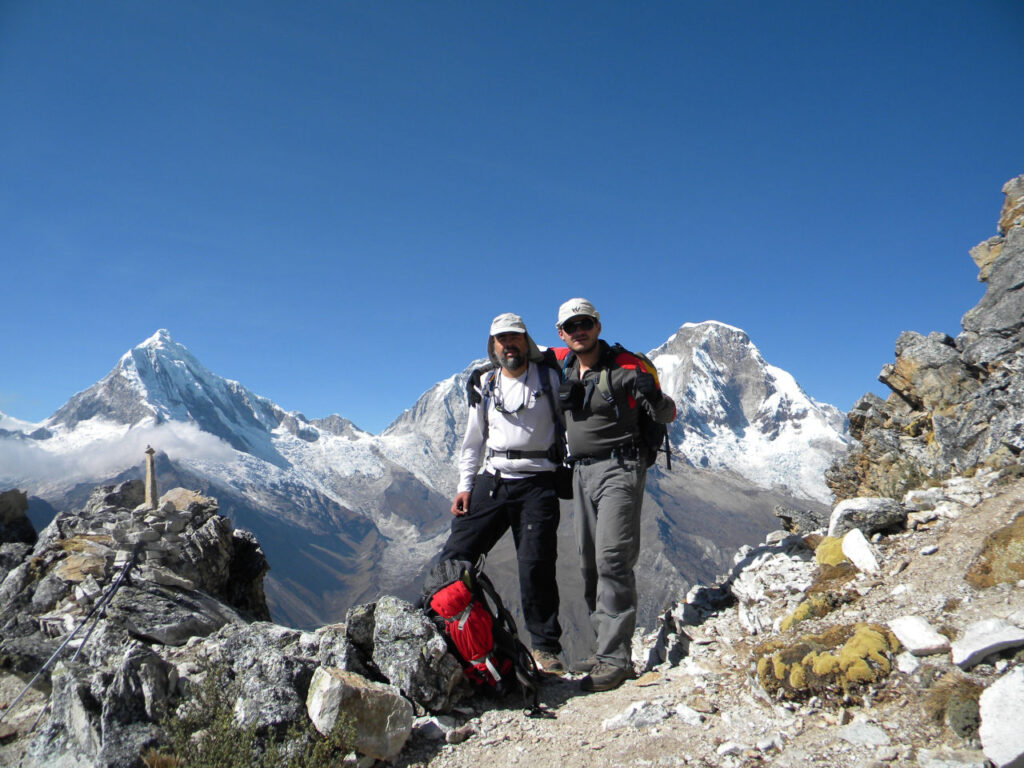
top-left (814, 537), bottom-right (847, 566)
top-left (772, 655), bottom-right (789, 680)
top-left (789, 664), bottom-right (807, 690)
top-left (780, 593), bottom-right (839, 632)
top-left (754, 623), bottom-right (897, 703)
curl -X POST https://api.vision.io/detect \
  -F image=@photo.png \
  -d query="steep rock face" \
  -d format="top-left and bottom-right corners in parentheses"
top-left (827, 175), bottom-right (1024, 501)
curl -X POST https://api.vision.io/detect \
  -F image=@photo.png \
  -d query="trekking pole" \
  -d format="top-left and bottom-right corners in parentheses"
top-left (0, 546), bottom-right (139, 728)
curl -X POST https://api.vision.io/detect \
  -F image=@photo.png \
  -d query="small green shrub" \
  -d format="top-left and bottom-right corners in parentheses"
top-left (144, 663), bottom-right (354, 768)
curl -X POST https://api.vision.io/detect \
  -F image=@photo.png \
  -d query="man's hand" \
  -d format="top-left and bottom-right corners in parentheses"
top-left (635, 372), bottom-right (662, 403)
top-left (451, 492), bottom-right (471, 516)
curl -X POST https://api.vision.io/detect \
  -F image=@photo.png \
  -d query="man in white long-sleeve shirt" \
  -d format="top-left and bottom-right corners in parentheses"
top-left (439, 312), bottom-right (565, 674)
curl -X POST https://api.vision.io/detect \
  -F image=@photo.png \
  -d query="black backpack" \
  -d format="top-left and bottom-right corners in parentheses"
top-left (422, 559), bottom-right (541, 711)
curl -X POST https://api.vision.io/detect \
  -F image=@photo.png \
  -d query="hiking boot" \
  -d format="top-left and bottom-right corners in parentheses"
top-left (532, 649), bottom-right (566, 675)
top-left (580, 662), bottom-right (631, 692)
top-left (572, 655), bottom-right (598, 673)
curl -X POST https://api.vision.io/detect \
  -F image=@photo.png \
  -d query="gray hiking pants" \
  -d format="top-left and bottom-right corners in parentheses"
top-left (572, 456), bottom-right (647, 668)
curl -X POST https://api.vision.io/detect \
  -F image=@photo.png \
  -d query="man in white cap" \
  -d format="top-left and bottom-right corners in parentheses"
top-left (555, 298), bottom-right (676, 692)
top-left (437, 312), bottom-right (566, 674)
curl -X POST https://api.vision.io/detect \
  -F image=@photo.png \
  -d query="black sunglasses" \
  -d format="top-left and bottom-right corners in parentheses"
top-left (561, 317), bottom-right (595, 334)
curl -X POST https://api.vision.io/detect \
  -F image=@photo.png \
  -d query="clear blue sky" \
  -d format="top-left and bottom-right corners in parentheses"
top-left (2, 1), bottom-right (1022, 433)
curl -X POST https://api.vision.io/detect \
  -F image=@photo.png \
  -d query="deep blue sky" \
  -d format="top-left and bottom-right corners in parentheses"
top-left (2, 1), bottom-right (1022, 433)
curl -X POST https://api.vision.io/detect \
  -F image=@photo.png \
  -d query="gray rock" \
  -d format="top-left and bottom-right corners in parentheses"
top-left (837, 721), bottom-right (891, 746)
top-left (903, 487), bottom-right (946, 511)
top-left (917, 747), bottom-right (988, 768)
top-left (773, 504), bottom-right (828, 533)
top-left (108, 583), bottom-right (246, 645)
top-left (952, 619), bottom-right (1024, 669)
top-left (602, 700), bottom-right (671, 731)
top-left (370, 596), bottom-right (465, 713)
top-left (979, 666), bottom-right (1024, 768)
top-left (829, 497), bottom-right (905, 538)
top-left (306, 667), bottom-right (413, 761)
top-left (0, 489), bottom-right (36, 545)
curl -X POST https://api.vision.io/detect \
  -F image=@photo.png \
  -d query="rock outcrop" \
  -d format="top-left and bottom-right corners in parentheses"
top-left (827, 174), bottom-right (1024, 501)
top-left (0, 480), bottom-right (467, 767)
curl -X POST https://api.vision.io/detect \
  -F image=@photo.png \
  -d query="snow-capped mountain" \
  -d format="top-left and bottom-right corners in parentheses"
top-left (649, 322), bottom-right (848, 503)
top-left (1, 324), bottom-right (847, 634)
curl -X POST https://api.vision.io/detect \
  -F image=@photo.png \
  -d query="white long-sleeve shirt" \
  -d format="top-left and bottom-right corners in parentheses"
top-left (457, 362), bottom-right (562, 493)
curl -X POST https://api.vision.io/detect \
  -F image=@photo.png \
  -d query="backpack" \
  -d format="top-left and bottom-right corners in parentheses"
top-left (562, 342), bottom-right (672, 470)
top-left (422, 559), bottom-right (541, 710)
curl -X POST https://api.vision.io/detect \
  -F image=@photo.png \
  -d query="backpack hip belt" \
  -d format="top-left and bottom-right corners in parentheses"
top-left (487, 447), bottom-right (558, 461)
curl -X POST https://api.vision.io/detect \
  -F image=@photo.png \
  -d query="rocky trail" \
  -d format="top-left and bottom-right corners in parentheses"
top-left (396, 470), bottom-right (1024, 768)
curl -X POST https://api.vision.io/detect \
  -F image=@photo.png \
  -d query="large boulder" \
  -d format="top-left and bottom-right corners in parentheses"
top-left (306, 667), bottom-right (413, 761)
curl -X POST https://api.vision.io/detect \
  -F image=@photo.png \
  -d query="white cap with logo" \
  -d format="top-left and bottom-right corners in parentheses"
top-left (556, 298), bottom-right (600, 329)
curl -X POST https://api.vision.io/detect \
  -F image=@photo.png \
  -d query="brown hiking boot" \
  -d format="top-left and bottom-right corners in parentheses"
top-left (579, 662), bottom-right (631, 692)
top-left (532, 649), bottom-right (566, 675)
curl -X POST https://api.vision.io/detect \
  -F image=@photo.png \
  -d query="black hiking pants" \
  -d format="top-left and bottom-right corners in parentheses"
top-left (438, 470), bottom-right (562, 654)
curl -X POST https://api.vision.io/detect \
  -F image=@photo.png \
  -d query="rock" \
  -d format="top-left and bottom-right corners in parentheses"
top-left (203, 622), bottom-right (318, 732)
top-left (108, 583), bottom-right (246, 645)
top-left (965, 515), bottom-right (1024, 588)
top-left (602, 700), bottom-right (671, 731)
top-left (829, 498), bottom-right (905, 538)
top-left (921, 545), bottom-right (939, 556)
top-left (633, 604), bottom-right (692, 672)
top-left (717, 741), bottom-right (743, 756)
top-left (828, 177), bottom-right (1024, 499)
top-left (675, 704), bottom-right (704, 726)
top-left (412, 715), bottom-right (457, 741)
top-left (306, 667), bottom-right (413, 761)
top-left (836, 721), bottom-right (891, 746)
top-left (903, 487), bottom-right (946, 511)
top-left (0, 489), bottom-right (36, 545)
top-left (370, 596), bottom-right (465, 713)
top-left (842, 528), bottom-right (880, 574)
top-left (773, 504), bottom-right (828, 534)
top-left (887, 616), bottom-right (950, 656)
top-left (896, 651), bottom-right (921, 674)
top-left (916, 747), bottom-right (989, 768)
top-left (952, 619), bottom-right (1024, 669)
top-left (979, 666), bottom-right (1024, 768)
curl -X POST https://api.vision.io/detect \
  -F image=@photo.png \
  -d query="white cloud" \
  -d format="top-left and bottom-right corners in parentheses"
top-left (0, 421), bottom-right (237, 492)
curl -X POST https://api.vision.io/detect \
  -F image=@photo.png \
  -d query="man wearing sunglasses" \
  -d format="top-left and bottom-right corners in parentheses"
top-left (555, 298), bottom-right (676, 692)
top-left (437, 312), bottom-right (566, 675)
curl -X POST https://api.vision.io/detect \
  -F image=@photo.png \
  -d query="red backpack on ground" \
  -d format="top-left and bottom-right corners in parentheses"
top-left (422, 559), bottom-right (540, 709)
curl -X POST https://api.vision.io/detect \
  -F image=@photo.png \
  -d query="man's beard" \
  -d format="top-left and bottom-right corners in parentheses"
top-left (499, 353), bottom-right (525, 371)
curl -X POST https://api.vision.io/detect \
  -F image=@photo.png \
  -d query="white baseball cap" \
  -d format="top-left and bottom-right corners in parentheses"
top-left (556, 298), bottom-right (600, 329)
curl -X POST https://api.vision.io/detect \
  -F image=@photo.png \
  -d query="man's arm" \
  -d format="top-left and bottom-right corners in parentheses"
top-left (452, 384), bottom-right (487, 515)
